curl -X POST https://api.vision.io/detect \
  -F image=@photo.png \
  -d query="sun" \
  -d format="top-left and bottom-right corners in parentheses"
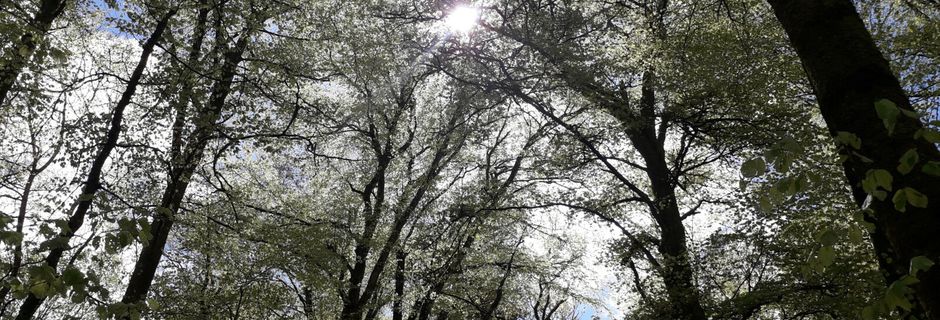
top-left (446, 6), bottom-right (480, 33)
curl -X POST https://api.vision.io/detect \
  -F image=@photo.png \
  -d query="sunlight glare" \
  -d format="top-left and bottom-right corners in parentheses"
top-left (446, 6), bottom-right (480, 33)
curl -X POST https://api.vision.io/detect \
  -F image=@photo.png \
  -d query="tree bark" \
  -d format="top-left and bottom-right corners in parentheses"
top-left (623, 72), bottom-right (707, 320)
top-left (767, 0), bottom-right (940, 317)
top-left (13, 10), bottom-right (175, 320)
top-left (120, 29), bottom-right (248, 307)
top-left (393, 250), bottom-right (406, 320)
top-left (0, 0), bottom-right (68, 108)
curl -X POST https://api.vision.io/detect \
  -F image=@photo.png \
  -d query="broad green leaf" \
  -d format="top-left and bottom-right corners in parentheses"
top-left (900, 107), bottom-right (919, 118)
top-left (893, 189), bottom-right (908, 212)
top-left (897, 149), bottom-right (919, 175)
top-left (835, 131), bottom-right (862, 149)
top-left (62, 267), bottom-right (84, 286)
top-left (922, 129), bottom-right (940, 143)
top-left (875, 99), bottom-right (900, 135)
top-left (0, 231), bottom-right (23, 245)
top-left (910, 256), bottom-right (935, 275)
top-left (741, 158), bottom-right (765, 178)
top-left (146, 298), bottom-right (161, 310)
top-left (886, 278), bottom-right (915, 311)
top-left (29, 282), bottom-right (49, 298)
top-left (758, 196), bottom-right (772, 212)
top-left (903, 187), bottom-right (928, 208)
top-left (818, 229), bottom-right (839, 246)
top-left (921, 161), bottom-right (940, 176)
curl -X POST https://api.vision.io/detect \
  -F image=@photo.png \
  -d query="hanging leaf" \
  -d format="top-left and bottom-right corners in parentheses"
top-left (741, 157), bottom-right (765, 178)
top-left (896, 148), bottom-right (919, 175)
top-left (874, 99), bottom-right (900, 135)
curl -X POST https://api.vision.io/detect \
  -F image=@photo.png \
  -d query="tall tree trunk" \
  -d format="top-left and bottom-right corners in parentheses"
top-left (767, 0), bottom-right (940, 317)
top-left (120, 31), bottom-right (248, 307)
top-left (621, 72), bottom-right (707, 320)
top-left (393, 250), bottom-right (406, 320)
top-left (13, 10), bottom-right (176, 320)
top-left (0, 0), bottom-right (68, 108)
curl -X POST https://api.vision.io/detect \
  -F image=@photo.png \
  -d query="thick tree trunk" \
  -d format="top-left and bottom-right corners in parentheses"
top-left (120, 33), bottom-right (247, 307)
top-left (13, 10), bottom-right (175, 320)
top-left (0, 0), bottom-right (67, 108)
top-left (767, 0), bottom-right (940, 317)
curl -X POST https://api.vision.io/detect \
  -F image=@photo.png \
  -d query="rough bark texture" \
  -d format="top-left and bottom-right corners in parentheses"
top-left (120, 30), bottom-right (247, 307)
top-left (13, 10), bottom-right (175, 320)
top-left (768, 0), bottom-right (940, 318)
top-left (0, 0), bottom-right (68, 108)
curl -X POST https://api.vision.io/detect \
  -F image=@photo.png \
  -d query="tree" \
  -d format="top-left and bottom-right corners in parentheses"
top-left (14, 6), bottom-right (176, 319)
top-left (0, 0), bottom-right (68, 108)
top-left (768, 0), bottom-right (940, 317)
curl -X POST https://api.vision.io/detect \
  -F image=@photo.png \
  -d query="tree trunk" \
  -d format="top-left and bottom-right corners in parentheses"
top-left (0, 0), bottom-right (68, 108)
top-left (120, 31), bottom-right (248, 307)
top-left (615, 72), bottom-right (707, 320)
top-left (14, 10), bottom-right (175, 320)
top-left (393, 250), bottom-right (406, 320)
top-left (767, 0), bottom-right (940, 317)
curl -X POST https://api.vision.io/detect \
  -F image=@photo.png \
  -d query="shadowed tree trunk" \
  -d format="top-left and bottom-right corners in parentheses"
top-left (768, 0), bottom-right (940, 318)
top-left (393, 249), bottom-right (406, 320)
top-left (13, 10), bottom-right (176, 320)
top-left (476, 1), bottom-right (708, 317)
top-left (120, 25), bottom-right (249, 307)
top-left (0, 0), bottom-right (68, 108)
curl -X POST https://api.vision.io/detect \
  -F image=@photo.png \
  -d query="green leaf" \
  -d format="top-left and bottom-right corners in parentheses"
top-left (741, 158), bottom-right (765, 178)
top-left (900, 107), bottom-right (919, 118)
top-left (146, 298), bottom-right (161, 310)
top-left (875, 99), bottom-right (900, 135)
top-left (818, 229), bottom-right (839, 246)
top-left (893, 189), bottom-right (908, 212)
top-left (18, 46), bottom-right (31, 57)
top-left (758, 196), bottom-right (772, 212)
top-left (71, 292), bottom-right (86, 303)
top-left (910, 256), bottom-right (935, 275)
top-left (886, 276), bottom-right (917, 311)
top-left (28, 282), bottom-right (49, 298)
top-left (921, 129), bottom-right (940, 143)
top-left (903, 187), bottom-right (928, 208)
top-left (0, 231), bottom-right (23, 245)
top-left (862, 169), bottom-right (893, 198)
top-left (835, 131), bottom-right (862, 149)
top-left (897, 149), bottom-right (919, 175)
top-left (872, 169), bottom-right (893, 191)
top-left (61, 267), bottom-right (84, 286)
top-left (921, 161), bottom-right (940, 176)
top-left (49, 48), bottom-right (68, 63)
top-left (54, 219), bottom-right (71, 234)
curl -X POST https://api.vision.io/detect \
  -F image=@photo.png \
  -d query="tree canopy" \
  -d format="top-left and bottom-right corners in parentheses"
top-left (0, 0), bottom-right (938, 319)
